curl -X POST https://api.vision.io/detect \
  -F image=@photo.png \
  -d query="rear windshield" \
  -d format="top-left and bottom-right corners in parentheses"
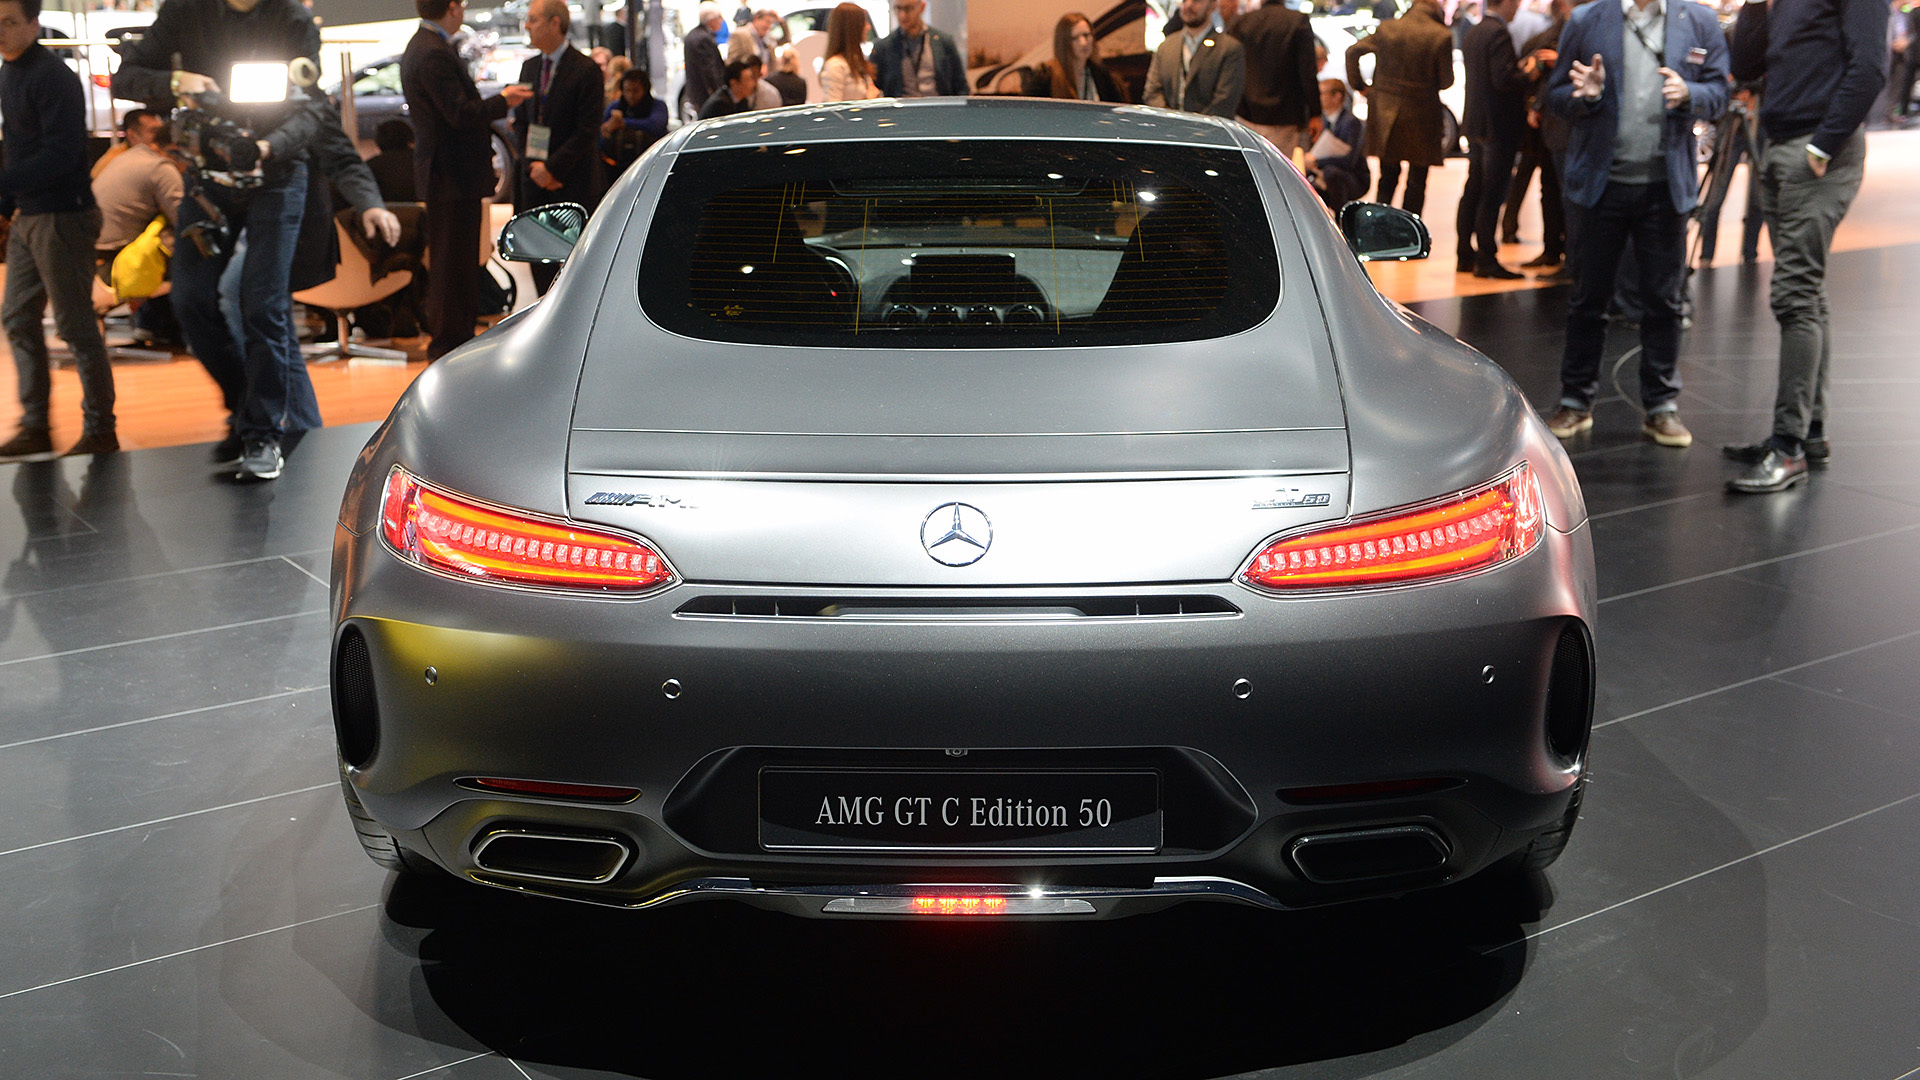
top-left (637, 140), bottom-right (1281, 348)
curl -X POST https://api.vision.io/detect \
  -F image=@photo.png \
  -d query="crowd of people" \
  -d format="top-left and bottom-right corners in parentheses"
top-left (0, 0), bottom-right (1898, 497)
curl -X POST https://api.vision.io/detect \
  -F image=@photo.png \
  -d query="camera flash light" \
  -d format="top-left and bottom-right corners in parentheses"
top-left (228, 62), bottom-right (290, 103)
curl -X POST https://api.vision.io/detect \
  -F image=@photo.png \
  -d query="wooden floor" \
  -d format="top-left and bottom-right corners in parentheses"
top-left (4, 129), bottom-right (1917, 456)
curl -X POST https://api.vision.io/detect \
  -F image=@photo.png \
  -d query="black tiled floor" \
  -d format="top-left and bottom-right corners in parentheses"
top-left (5, 246), bottom-right (1920, 1078)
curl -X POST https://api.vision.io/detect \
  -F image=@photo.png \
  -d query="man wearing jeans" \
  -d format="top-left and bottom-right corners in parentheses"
top-left (1541, 0), bottom-right (1727, 447)
top-left (1723, 0), bottom-right (1888, 492)
top-left (113, 0), bottom-right (331, 482)
top-left (0, 0), bottom-right (118, 460)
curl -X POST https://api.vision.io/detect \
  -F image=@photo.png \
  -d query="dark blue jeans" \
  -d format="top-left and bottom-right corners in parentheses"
top-left (173, 161), bottom-right (311, 443)
top-left (1558, 180), bottom-right (1685, 413)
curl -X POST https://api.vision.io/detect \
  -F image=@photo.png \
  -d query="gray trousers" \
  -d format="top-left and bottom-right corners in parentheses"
top-left (4, 208), bottom-right (114, 434)
top-left (1757, 129), bottom-right (1866, 442)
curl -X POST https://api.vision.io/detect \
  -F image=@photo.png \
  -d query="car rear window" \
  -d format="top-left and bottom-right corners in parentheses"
top-left (637, 139), bottom-right (1281, 348)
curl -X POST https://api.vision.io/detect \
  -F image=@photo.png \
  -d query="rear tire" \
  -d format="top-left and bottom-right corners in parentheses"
top-left (339, 759), bottom-right (436, 876)
top-left (1514, 777), bottom-right (1585, 872)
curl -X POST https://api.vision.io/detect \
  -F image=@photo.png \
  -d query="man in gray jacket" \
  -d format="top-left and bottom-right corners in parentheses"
top-left (1143, 0), bottom-right (1246, 116)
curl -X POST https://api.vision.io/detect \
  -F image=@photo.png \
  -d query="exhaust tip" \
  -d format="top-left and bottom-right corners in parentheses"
top-left (471, 827), bottom-right (633, 885)
top-left (1287, 825), bottom-right (1450, 885)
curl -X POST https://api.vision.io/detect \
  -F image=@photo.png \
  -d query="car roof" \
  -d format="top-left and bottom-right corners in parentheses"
top-left (677, 98), bottom-right (1251, 152)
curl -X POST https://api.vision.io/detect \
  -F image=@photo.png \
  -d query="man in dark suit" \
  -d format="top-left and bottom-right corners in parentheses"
top-left (402, 0), bottom-right (532, 359)
top-left (1142, 0), bottom-right (1246, 116)
top-left (1457, 0), bottom-right (1544, 278)
top-left (683, 4), bottom-right (726, 121)
top-left (514, 0), bottom-right (605, 294)
top-left (1233, 0), bottom-right (1320, 151)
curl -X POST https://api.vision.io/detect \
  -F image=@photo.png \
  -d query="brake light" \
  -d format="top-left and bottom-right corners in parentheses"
top-left (1241, 463), bottom-right (1543, 591)
top-left (380, 467), bottom-right (675, 593)
top-left (462, 777), bottom-right (642, 802)
top-left (912, 895), bottom-right (1009, 915)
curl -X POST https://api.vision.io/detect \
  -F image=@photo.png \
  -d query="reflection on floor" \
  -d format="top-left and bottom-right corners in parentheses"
top-left (4, 188), bottom-right (1920, 1079)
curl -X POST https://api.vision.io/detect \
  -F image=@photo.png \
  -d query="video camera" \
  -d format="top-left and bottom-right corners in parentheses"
top-left (170, 58), bottom-right (319, 257)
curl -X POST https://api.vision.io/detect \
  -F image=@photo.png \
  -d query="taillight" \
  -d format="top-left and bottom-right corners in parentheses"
top-left (379, 467), bottom-right (675, 594)
top-left (1241, 463), bottom-right (1543, 592)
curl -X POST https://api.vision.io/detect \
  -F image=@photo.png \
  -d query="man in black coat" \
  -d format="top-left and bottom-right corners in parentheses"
top-left (402, 0), bottom-right (532, 359)
top-left (1233, 0), bottom-right (1321, 151)
top-left (683, 4), bottom-right (726, 121)
top-left (1456, 0), bottom-right (1541, 277)
top-left (513, 0), bottom-right (604, 294)
top-left (871, 0), bottom-right (967, 97)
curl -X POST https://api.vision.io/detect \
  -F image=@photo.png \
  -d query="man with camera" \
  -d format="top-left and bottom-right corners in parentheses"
top-left (0, 0), bottom-right (119, 460)
top-left (112, 0), bottom-right (330, 481)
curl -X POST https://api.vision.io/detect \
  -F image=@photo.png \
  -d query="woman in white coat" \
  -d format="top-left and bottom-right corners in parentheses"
top-left (819, 2), bottom-right (883, 100)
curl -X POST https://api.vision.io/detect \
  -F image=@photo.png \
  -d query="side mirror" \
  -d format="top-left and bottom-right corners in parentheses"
top-left (1338, 202), bottom-right (1431, 262)
top-left (498, 202), bottom-right (587, 264)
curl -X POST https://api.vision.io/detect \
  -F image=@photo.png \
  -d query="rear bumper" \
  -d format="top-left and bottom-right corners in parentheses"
top-left (332, 519), bottom-right (1595, 916)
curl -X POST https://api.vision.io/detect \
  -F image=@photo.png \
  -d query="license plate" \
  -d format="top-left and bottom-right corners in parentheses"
top-left (759, 768), bottom-right (1162, 853)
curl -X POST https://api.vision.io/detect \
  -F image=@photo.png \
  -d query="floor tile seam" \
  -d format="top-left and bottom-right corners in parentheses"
top-left (1587, 491), bottom-right (1719, 522)
top-left (0, 684), bottom-right (330, 751)
top-left (1593, 626), bottom-right (1920, 729)
top-left (0, 781), bottom-right (335, 860)
top-left (0, 608), bottom-right (330, 668)
top-left (393, 1051), bottom-right (498, 1080)
top-left (279, 554), bottom-right (329, 589)
top-left (1595, 521), bottom-right (1920, 605)
top-left (0, 548), bottom-right (332, 603)
top-left (1825, 479), bottom-right (1920, 512)
top-left (1764, 674), bottom-right (1920, 723)
top-left (1512, 787), bottom-right (1920, 946)
top-left (0, 902), bottom-right (382, 1003)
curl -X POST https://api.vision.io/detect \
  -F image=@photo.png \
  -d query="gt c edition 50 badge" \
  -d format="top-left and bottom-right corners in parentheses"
top-left (1253, 488), bottom-right (1332, 510)
top-left (921, 503), bottom-right (992, 566)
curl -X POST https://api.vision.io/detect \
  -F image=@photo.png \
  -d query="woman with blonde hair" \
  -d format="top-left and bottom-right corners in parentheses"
top-left (1045, 12), bottom-right (1127, 101)
top-left (819, 2), bottom-right (881, 100)
top-left (603, 54), bottom-right (632, 103)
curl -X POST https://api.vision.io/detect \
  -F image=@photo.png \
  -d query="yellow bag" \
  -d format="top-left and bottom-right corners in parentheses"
top-left (111, 215), bottom-right (171, 302)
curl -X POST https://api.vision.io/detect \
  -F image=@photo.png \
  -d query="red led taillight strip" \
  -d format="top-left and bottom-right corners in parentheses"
top-left (380, 467), bottom-right (675, 593)
top-left (1241, 463), bottom-right (1543, 591)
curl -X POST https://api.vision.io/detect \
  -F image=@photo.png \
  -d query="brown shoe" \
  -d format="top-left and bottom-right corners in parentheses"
top-left (62, 430), bottom-right (120, 457)
top-left (1545, 407), bottom-right (1592, 439)
top-left (1642, 411), bottom-right (1692, 448)
top-left (0, 427), bottom-right (53, 459)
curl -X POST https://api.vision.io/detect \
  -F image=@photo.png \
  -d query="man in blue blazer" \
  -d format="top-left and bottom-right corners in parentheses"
top-left (1540, 0), bottom-right (1727, 449)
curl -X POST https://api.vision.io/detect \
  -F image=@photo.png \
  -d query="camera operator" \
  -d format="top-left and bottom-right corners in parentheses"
top-left (112, 0), bottom-right (330, 482)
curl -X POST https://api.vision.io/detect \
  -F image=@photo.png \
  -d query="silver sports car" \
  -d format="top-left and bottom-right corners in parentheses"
top-left (330, 98), bottom-right (1595, 919)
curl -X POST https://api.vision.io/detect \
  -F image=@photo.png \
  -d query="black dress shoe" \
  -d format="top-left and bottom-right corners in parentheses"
top-left (1456, 255), bottom-right (1476, 274)
top-left (1474, 264), bottom-right (1525, 280)
top-left (1727, 448), bottom-right (1809, 493)
top-left (1520, 252), bottom-right (1562, 268)
top-left (1722, 438), bottom-right (1830, 465)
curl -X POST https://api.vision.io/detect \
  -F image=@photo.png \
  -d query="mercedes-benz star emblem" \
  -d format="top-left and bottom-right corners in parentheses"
top-left (921, 503), bottom-right (993, 566)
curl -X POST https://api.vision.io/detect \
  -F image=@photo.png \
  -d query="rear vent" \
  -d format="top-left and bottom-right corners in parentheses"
top-left (332, 626), bottom-right (379, 768)
top-left (472, 828), bottom-right (633, 884)
top-left (675, 595), bottom-right (1241, 620)
top-left (1545, 620), bottom-right (1594, 765)
top-left (1287, 825), bottom-right (1451, 884)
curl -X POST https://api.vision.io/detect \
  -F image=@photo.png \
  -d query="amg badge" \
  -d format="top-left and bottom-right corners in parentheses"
top-left (584, 491), bottom-right (696, 509)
